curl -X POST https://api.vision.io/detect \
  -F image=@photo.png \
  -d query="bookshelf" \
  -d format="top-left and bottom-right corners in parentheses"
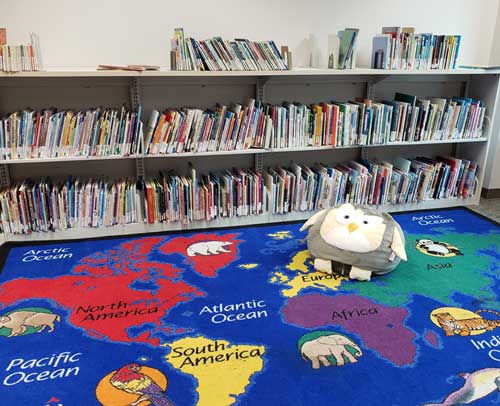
top-left (0, 68), bottom-right (498, 243)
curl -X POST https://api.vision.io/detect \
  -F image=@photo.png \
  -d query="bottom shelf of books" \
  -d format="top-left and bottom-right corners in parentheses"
top-left (0, 195), bottom-right (480, 244)
top-left (0, 154), bottom-right (480, 242)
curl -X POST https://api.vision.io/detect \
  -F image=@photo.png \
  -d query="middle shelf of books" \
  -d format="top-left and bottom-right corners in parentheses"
top-left (0, 70), bottom-right (497, 241)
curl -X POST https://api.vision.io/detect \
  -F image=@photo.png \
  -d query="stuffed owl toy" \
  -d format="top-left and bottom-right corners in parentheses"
top-left (300, 203), bottom-right (407, 281)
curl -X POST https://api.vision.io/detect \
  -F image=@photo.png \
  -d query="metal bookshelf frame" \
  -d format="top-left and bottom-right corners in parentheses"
top-left (0, 67), bottom-right (498, 243)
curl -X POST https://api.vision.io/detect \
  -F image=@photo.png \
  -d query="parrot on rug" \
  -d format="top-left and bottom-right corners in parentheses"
top-left (110, 363), bottom-right (174, 406)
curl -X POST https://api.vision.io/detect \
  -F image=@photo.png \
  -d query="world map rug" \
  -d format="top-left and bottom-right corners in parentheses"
top-left (0, 207), bottom-right (500, 406)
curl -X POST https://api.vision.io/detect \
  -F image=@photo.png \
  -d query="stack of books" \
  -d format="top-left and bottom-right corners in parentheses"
top-left (0, 167), bottom-right (266, 234)
top-left (0, 29), bottom-right (42, 72)
top-left (0, 107), bottom-right (143, 160)
top-left (0, 178), bottom-right (140, 234)
top-left (141, 167), bottom-right (266, 225)
top-left (266, 156), bottom-right (478, 214)
top-left (0, 155), bottom-right (477, 234)
top-left (377, 93), bottom-right (485, 143)
top-left (170, 28), bottom-right (288, 71)
top-left (144, 93), bottom-right (485, 154)
top-left (371, 27), bottom-right (461, 70)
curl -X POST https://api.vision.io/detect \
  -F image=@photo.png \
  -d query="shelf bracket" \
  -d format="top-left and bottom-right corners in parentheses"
top-left (130, 77), bottom-right (142, 109)
top-left (136, 156), bottom-right (146, 179)
top-left (366, 81), bottom-right (376, 100)
top-left (254, 152), bottom-right (264, 173)
top-left (462, 76), bottom-right (471, 98)
top-left (253, 75), bottom-right (269, 172)
top-left (256, 77), bottom-right (270, 103)
top-left (360, 147), bottom-right (368, 161)
top-left (372, 75), bottom-right (390, 84)
top-left (129, 77), bottom-right (145, 177)
top-left (0, 164), bottom-right (9, 188)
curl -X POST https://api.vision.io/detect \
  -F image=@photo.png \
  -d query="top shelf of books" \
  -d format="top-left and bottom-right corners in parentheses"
top-left (0, 67), bottom-right (498, 78)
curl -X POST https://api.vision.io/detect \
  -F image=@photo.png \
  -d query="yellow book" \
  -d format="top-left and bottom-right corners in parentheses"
top-left (313, 104), bottom-right (323, 146)
top-left (98, 111), bottom-right (109, 151)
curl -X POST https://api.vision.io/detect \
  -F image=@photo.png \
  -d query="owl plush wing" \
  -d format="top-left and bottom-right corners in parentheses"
top-left (391, 225), bottom-right (407, 261)
top-left (299, 209), bottom-right (326, 232)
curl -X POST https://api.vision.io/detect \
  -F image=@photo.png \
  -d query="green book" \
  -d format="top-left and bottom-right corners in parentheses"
top-left (338, 28), bottom-right (359, 69)
top-left (394, 92), bottom-right (417, 108)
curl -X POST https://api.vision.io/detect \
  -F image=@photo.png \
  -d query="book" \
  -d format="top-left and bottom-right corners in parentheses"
top-left (338, 28), bottom-right (359, 69)
top-left (371, 35), bottom-right (390, 69)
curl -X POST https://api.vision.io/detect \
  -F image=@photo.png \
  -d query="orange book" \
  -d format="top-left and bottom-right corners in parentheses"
top-left (151, 113), bottom-right (167, 149)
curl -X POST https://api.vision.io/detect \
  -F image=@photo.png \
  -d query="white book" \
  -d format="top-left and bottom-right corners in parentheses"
top-left (30, 32), bottom-right (43, 70)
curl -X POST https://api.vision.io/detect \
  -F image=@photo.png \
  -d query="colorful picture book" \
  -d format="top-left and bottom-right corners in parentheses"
top-left (0, 155), bottom-right (478, 234)
top-left (170, 28), bottom-right (288, 71)
top-left (372, 27), bottom-right (461, 70)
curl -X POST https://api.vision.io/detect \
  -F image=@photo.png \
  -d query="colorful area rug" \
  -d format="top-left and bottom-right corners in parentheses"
top-left (0, 208), bottom-right (500, 406)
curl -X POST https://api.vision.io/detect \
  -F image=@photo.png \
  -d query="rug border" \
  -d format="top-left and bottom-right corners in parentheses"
top-left (0, 205), bottom-right (497, 272)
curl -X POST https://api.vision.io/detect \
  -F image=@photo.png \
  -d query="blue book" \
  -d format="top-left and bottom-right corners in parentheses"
top-left (371, 35), bottom-right (390, 69)
top-left (453, 35), bottom-right (461, 69)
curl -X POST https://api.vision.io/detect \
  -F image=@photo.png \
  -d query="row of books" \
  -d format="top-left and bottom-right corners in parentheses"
top-left (144, 93), bottom-right (485, 154)
top-left (0, 178), bottom-right (141, 234)
top-left (170, 28), bottom-right (288, 71)
top-left (371, 27), bottom-right (461, 70)
top-left (0, 92), bottom-right (486, 161)
top-left (378, 93), bottom-right (485, 143)
top-left (0, 30), bottom-right (42, 72)
top-left (0, 107), bottom-right (143, 160)
top-left (141, 167), bottom-right (266, 225)
top-left (0, 167), bottom-right (267, 234)
top-left (266, 156), bottom-right (478, 214)
top-left (0, 156), bottom-right (478, 234)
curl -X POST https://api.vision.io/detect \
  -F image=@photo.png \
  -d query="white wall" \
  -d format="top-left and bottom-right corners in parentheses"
top-left (490, 1), bottom-right (500, 66)
top-left (486, 2), bottom-right (500, 189)
top-left (4, 0), bottom-right (500, 188)
top-left (1, 0), bottom-right (499, 69)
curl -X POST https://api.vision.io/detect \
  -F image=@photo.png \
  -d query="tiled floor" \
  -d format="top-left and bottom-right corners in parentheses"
top-left (470, 198), bottom-right (500, 223)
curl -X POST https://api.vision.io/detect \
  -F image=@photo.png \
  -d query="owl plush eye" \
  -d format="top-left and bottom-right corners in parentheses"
top-left (335, 207), bottom-right (357, 224)
top-left (360, 215), bottom-right (384, 226)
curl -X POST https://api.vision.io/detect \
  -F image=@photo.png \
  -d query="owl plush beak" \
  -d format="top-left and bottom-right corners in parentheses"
top-left (348, 223), bottom-right (359, 233)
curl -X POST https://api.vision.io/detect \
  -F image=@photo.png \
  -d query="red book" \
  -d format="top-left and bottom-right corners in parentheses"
top-left (373, 168), bottom-right (383, 205)
top-left (256, 108), bottom-right (266, 147)
top-left (0, 28), bottom-right (6, 46)
top-left (145, 181), bottom-right (155, 224)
